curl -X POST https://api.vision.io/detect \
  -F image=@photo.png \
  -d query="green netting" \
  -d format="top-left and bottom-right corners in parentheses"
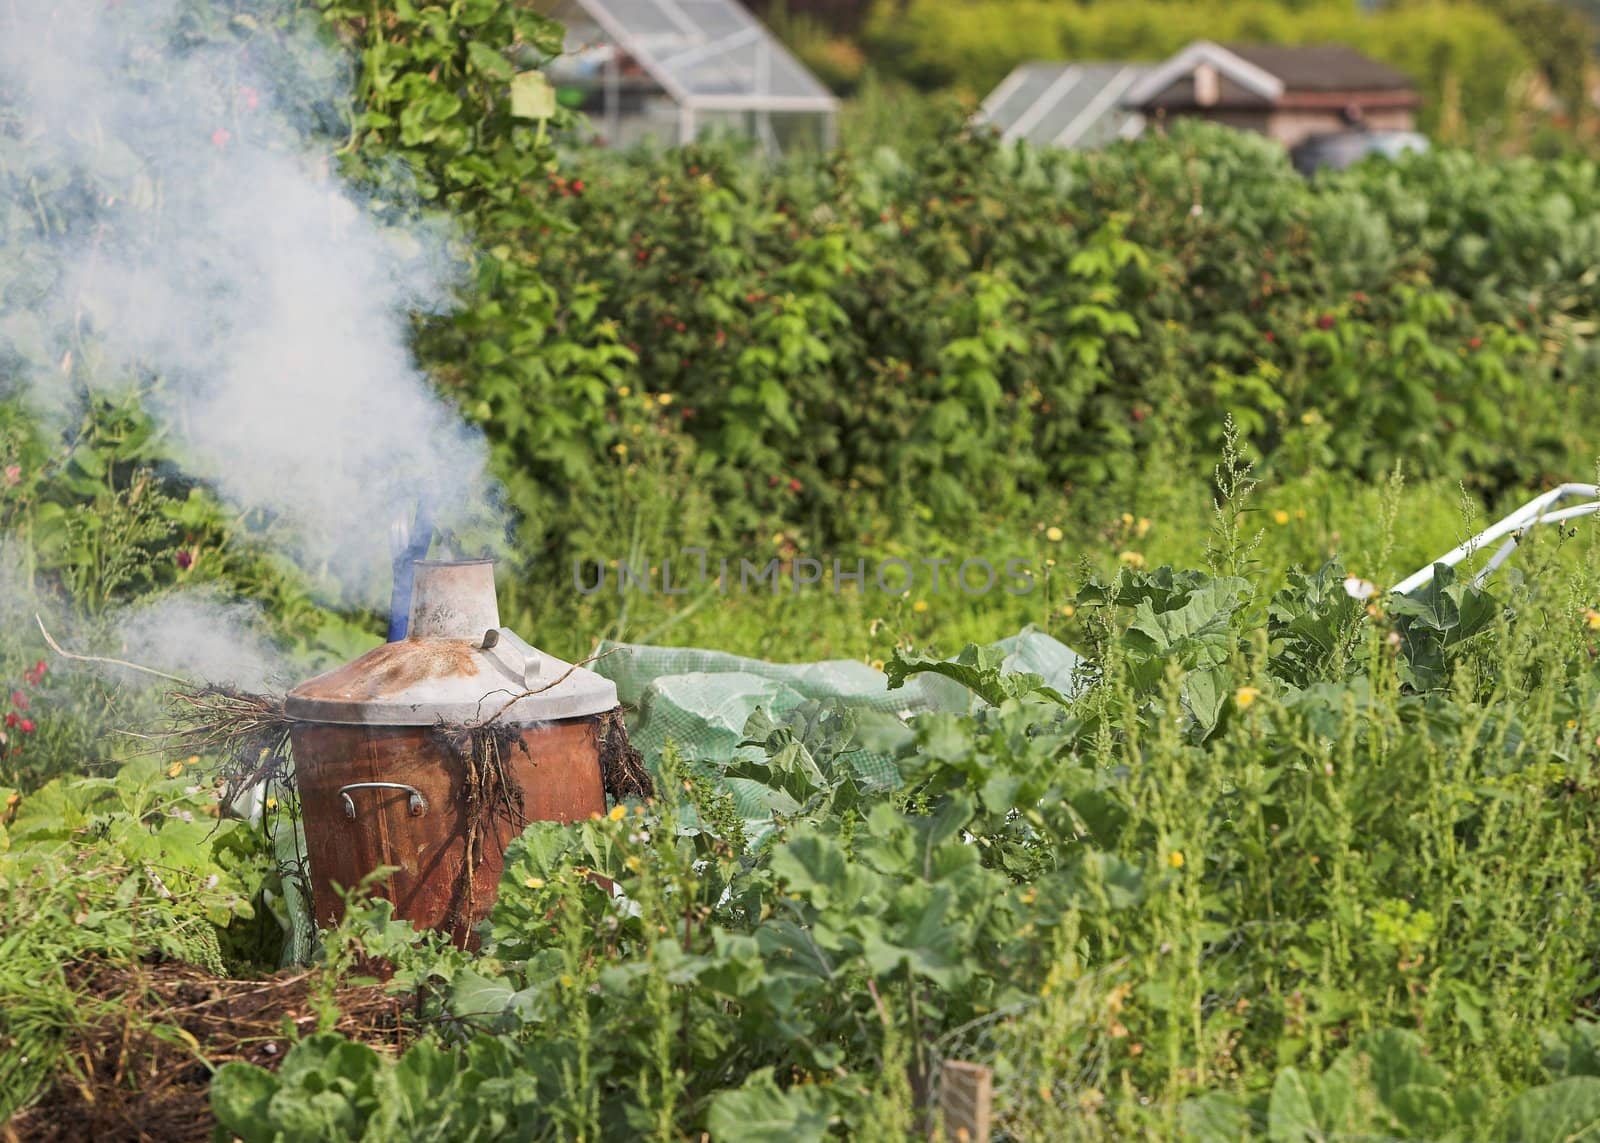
top-left (273, 811), bottom-right (318, 968)
top-left (594, 629), bottom-right (1084, 795)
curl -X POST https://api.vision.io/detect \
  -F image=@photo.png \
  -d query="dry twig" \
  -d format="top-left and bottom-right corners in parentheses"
top-left (35, 614), bottom-right (192, 686)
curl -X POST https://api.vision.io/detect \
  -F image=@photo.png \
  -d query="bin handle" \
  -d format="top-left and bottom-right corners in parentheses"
top-left (339, 782), bottom-right (427, 819)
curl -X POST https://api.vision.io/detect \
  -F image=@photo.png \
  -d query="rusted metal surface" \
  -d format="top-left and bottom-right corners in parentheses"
top-left (294, 639), bottom-right (480, 704)
top-left (292, 715), bottom-right (608, 947)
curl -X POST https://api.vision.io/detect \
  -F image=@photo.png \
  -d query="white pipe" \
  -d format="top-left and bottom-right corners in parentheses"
top-left (1392, 484), bottom-right (1600, 595)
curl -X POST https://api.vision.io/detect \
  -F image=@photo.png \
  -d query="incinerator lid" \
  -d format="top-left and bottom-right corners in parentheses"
top-left (284, 559), bottom-right (618, 727)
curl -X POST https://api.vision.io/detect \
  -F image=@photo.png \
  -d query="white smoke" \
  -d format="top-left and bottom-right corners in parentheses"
top-left (0, 0), bottom-right (500, 606)
top-left (107, 592), bottom-right (290, 693)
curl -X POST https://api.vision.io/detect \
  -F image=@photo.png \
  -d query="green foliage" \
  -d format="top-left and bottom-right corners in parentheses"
top-left (201, 546), bottom-right (1600, 1137)
top-left (13, 1), bottom-right (1600, 1136)
top-left (498, 120), bottom-right (1600, 573)
top-left (315, 0), bottom-right (642, 564)
top-left (1473, 0), bottom-right (1596, 125)
top-left (0, 757), bottom-right (274, 1119)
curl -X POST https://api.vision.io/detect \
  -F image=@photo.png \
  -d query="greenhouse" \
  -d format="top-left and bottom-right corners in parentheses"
top-left (976, 61), bottom-right (1150, 148)
top-left (534, 0), bottom-right (839, 152)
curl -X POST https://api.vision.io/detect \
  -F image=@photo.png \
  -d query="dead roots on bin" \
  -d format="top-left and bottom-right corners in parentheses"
top-left (167, 685), bottom-right (296, 813)
top-left (431, 723), bottom-right (528, 942)
top-left (597, 706), bottom-right (653, 801)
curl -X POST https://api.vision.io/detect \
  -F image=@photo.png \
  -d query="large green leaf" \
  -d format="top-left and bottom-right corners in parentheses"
top-left (1495, 1077), bottom-right (1600, 1142)
top-left (705, 1068), bottom-right (831, 1142)
top-left (210, 1063), bottom-right (283, 1142)
top-left (509, 71), bottom-right (555, 120)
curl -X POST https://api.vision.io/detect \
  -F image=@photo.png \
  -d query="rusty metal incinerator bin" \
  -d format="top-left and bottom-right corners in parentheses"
top-left (285, 559), bottom-right (622, 946)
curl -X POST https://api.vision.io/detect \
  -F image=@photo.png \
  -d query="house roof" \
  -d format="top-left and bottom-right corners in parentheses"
top-left (1226, 44), bottom-right (1414, 93)
top-left (977, 62), bottom-right (1149, 148)
top-left (1123, 41), bottom-right (1417, 112)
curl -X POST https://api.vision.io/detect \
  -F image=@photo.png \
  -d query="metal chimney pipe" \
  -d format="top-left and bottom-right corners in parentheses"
top-left (406, 559), bottom-right (500, 640)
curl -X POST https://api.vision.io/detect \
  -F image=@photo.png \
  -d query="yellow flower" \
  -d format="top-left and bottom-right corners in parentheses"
top-left (1295, 509), bottom-right (1307, 521)
top-left (1235, 686), bottom-right (1261, 709)
top-left (657, 392), bottom-right (674, 406)
top-left (1567, 720), bottom-right (1578, 730)
top-left (869, 659), bottom-right (885, 672)
top-left (618, 385), bottom-right (631, 398)
top-left (1272, 510), bottom-right (1290, 526)
top-left (1059, 604), bottom-right (1076, 618)
top-left (523, 876), bottom-right (546, 889)
top-left (265, 797), bottom-right (278, 812)
top-left (1167, 850), bottom-right (1185, 869)
top-left (612, 443), bottom-right (629, 458)
top-left (1136, 517), bottom-right (1151, 538)
top-left (167, 761), bottom-right (184, 778)
top-left (1301, 411), bottom-right (1318, 425)
top-left (1045, 526), bottom-right (1064, 542)
top-left (1118, 551), bottom-right (1145, 569)
top-left (560, 973), bottom-right (575, 989)
top-left (1120, 512), bottom-right (1134, 527)
top-left (608, 804), bottom-right (627, 822)
top-left (624, 855), bottom-right (643, 873)
top-left (1585, 608), bottom-right (1600, 631)
top-left (912, 599), bottom-right (929, 613)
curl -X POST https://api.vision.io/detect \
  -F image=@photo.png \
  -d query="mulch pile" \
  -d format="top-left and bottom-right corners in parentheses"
top-left (3, 959), bottom-right (409, 1143)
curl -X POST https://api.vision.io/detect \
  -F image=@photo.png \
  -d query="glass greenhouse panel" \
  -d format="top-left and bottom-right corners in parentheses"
top-left (978, 62), bottom-right (1148, 148)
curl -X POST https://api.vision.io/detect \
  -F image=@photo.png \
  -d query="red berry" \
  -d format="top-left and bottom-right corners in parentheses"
top-left (1131, 408), bottom-right (1147, 423)
top-left (1468, 336), bottom-right (1482, 350)
top-left (34, 661), bottom-right (45, 677)
top-left (19, 718), bottom-right (34, 734)
top-left (10, 691), bottom-right (26, 710)
top-left (4, 714), bottom-right (15, 729)
top-left (788, 479), bottom-right (803, 493)
top-left (1317, 314), bottom-right (1336, 331)
top-left (1264, 331), bottom-right (1276, 343)
top-left (210, 128), bottom-right (231, 148)
top-left (176, 550), bottom-right (194, 570)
